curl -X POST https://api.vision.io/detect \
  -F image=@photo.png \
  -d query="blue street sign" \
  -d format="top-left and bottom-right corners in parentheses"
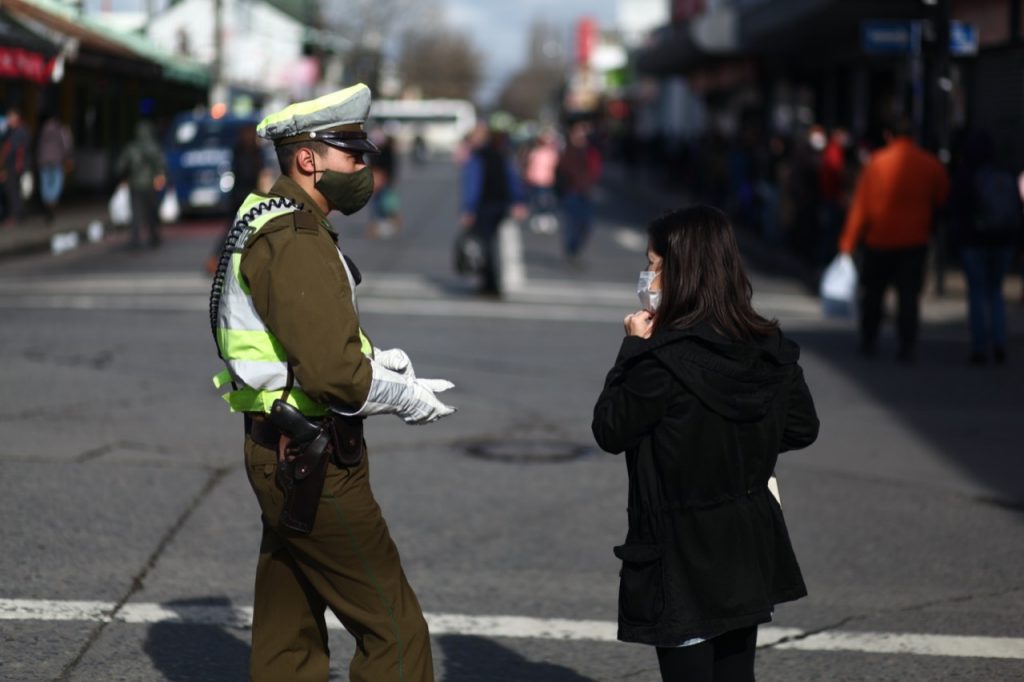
top-left (950, 21), bottom-right (979, 56)
top-left (862, 20), bottom-right (913, 55)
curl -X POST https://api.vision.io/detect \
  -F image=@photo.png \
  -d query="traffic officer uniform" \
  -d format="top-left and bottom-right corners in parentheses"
top-left (211, 84), bottom-right (455, 682)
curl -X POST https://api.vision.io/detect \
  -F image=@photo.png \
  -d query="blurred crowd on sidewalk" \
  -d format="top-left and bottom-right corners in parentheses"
top-left (0, 105), bottom-right (74, 229)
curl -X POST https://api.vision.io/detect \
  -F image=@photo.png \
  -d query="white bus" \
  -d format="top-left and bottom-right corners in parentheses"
top-left (368, 99), bottom-right (477, 155)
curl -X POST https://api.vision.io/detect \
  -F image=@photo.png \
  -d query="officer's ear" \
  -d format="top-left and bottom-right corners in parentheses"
top-left (294, 146), bottom-right (321, 176)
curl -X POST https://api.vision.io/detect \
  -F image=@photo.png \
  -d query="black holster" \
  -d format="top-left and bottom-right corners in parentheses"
top-left (267, 400), bottom-right (365, 534)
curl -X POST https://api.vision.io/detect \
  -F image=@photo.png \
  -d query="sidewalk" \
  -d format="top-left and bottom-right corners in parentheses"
top-left (0, 200), bottom-right (112, 259)
top-left (599, 162), bottom-right (1024, 321)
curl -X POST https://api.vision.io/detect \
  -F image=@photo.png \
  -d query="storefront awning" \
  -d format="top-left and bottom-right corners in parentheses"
top-left (739, 0), bottom-right (932, 54)
top-left (635, 7), bottom-right (739, 76)
top-left (0, 7), bottom-right (59, 82)
top-left (3, 0), bottom-right (209, 87)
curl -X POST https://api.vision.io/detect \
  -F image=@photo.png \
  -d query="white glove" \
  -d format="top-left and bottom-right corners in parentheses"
top-left (373, 347), bottom-right (454, 394)
top-left (348, 356), bottom-right (455, 425)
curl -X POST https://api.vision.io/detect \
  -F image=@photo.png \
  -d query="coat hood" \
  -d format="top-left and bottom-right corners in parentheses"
top-left (629, 323), bottom-right (800, 422)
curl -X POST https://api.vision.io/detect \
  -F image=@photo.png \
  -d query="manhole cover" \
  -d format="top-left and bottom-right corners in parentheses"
top-left (463, 439), bottom-right (593, 464)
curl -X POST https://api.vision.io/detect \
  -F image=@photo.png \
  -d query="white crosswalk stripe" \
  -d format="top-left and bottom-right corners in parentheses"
top-left (0, 598), bottom-right (1020, 659)
top-left (0, 271), bottom-right (835, 324)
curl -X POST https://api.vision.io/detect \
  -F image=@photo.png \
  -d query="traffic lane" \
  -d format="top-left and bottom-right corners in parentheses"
top-left (792, 325), bottom-right (1024, 504)
top-left (1, 307), bottom-right (237, 465)
top-left (351, 309), bottom-right (624, 453)
top-left (0, 461), bottom-right (216, 680)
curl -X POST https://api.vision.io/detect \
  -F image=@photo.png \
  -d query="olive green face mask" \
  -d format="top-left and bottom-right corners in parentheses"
top-left (314, 165), bottom-right (374, 216)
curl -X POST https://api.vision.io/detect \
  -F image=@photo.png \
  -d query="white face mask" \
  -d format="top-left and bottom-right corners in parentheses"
top-left (637, 270), bottom-right (661, 313)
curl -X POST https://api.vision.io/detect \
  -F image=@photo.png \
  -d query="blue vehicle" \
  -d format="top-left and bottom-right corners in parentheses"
top-left (163, 110), bottom-right (264, 216)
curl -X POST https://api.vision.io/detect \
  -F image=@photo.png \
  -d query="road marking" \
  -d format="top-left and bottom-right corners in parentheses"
top-left (774, 630), bottom-right (1024, 659)
top-left (0, 598), bottom-right (1020, 659)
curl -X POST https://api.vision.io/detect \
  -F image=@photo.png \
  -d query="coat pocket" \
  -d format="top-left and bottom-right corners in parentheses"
top-left (613, 543), bottom-right (665, 625)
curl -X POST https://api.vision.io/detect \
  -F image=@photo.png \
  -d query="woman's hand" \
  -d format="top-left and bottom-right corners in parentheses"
top-left (624, 310), bottom-right (654, 338)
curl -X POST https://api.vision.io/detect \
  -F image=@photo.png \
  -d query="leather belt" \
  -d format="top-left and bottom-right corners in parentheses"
top-left (246, 415), bottom-right (284, 450)
top-left (244, 413), bottom-right (365, 466)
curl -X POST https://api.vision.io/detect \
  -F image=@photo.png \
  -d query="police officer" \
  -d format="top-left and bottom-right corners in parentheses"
top-left (211, 83), bottom-right (455, 681)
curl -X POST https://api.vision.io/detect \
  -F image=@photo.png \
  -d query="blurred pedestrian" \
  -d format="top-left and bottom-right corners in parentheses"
top-left (211, 83), bottom-right (453, 681)
top-left (557, 121), bottom-right (601, 261)
top-left (205, 124), bottom-right (265, 273)
top-left (838, 116), bottom-right (950, 362)
top-left (817, 128), bottom-right (848, 266)
top-left (460, 126), bottom-right (527, 295)
top-left (116, 121), bottom-right (166, 248)
top-left (524, 129), bottom-right (560, 234)
top-left (0, 107), bottom-right (30, 226)
top-left (368, 132), bottom-right (400, 238)
top-left (593, 206), bottom-right (818, 682)
top-left (949, 131), bottom-right (1023, 365)
top-left (36, 112), bottom-right (73, 225)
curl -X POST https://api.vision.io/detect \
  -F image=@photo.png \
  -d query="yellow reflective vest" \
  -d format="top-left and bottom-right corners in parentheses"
top-left (212, 193), bottom-right (371, 416)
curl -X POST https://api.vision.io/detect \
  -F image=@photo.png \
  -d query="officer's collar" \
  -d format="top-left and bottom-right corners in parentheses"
top-left (269, 174), bottom-right (333, 232)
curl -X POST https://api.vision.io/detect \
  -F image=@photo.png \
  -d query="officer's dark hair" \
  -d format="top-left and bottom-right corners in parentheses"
top-left (276, 140), bottom-right (331, 175)
top-left (648, 205), bottom-right (778, 341)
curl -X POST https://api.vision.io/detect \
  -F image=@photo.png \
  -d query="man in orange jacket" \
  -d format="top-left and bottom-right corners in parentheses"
top-left (838, 117), bottom-right (949, 362)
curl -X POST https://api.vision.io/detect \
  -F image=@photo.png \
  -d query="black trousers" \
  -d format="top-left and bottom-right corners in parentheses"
top-left (472, 202), bottom-right (508, 293)
top-left (859, 246), bottom-right (928, 356)
top-left (656, 625), bottom-right (758, 682)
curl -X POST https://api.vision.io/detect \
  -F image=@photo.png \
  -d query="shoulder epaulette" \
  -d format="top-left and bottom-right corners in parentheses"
top-left (292, 210), bottom-right (321, 234)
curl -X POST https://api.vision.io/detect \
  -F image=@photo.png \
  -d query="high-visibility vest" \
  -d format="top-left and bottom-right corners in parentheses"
top-left (212, 193), bottom-right (372, 416)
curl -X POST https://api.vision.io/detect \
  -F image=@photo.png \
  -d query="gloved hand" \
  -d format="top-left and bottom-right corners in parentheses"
top-left (351, 357), bottom-right (456, 425)
top-left (373, 347), bottom-right (455, 395)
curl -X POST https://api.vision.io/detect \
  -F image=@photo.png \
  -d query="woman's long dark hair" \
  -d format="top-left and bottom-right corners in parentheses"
top-left (649, 206), bottom-right (778, 340)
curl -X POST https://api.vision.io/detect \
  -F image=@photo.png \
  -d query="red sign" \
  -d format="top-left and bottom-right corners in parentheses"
top-left (0, 47), bottom-right (55, 84)
top-left (576, 17), bottom-right (597, 67)
top-left (672, 0), bottom-right (706, 23)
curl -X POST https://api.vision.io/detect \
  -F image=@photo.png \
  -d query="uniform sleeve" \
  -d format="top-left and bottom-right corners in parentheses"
top-left (780, 364), bottom-right (819, 453)
top-left (241, 222), bottom-right (372, 410)
top-left (592, 343), bottom-right (671, 455)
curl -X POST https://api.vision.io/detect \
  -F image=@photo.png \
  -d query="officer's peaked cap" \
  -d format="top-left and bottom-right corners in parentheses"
top-left (258, 83), bottom-right (379, 153)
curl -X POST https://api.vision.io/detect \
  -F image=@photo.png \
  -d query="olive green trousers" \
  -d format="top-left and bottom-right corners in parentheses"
top-left (244, 437), bottom-right (434, 682)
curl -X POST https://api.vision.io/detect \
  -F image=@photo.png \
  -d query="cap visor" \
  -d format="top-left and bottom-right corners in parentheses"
top-left (324, 138), bottom-right (380, 154)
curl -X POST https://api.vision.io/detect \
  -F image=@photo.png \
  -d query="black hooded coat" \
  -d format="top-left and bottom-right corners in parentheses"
top-left (592, 323), bottom-right (819, 645)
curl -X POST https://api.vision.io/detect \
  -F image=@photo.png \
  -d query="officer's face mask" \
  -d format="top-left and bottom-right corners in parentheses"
top-left (313, 156), bottom-right (374, 216)
top-left (637, 270), bottom-right (661, 313)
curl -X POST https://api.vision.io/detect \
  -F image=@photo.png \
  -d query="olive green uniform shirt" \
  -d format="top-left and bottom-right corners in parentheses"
top-left (240, 175), bottom-right (372, 411)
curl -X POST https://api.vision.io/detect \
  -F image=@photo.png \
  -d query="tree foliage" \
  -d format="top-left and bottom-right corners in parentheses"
top-left (398, 27), bottom-right (482, 101)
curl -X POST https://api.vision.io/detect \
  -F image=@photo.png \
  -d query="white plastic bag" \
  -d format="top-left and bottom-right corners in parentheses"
top-left (820, 253), bottom-right (858, 319)
top-left (159, 188), bottom-right (180, 223)
top-left (19, 171), bottom-right (33, 200)
top-left (108, 182), bottom-right (131, 226)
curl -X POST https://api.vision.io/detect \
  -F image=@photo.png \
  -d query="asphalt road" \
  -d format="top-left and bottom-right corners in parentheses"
top-left (1, 157), bottom-right (1022, 681)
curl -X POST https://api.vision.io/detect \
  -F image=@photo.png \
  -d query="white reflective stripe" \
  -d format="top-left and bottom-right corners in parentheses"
top-left (218, 271), bottom-right (265, 332)
top-left (217, 199), bottom-right (302, 393)
top-left (226, 359), bottom-right (290, 391)
top-left (337, 246), bottom-right (359, 312)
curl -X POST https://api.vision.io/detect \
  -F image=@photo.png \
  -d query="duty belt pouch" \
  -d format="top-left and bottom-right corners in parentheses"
top-left (330, 416), bottom-right (365, 467)
top-left (275, 430), bottom-right (330, 535)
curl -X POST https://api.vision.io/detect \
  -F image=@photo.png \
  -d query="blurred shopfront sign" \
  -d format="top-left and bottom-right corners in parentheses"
top-left (861, 20), bottom-right (912, 54)
top-left (0, 46), bottom-right (54, 83)
top-left (949, 21), bottom-right (979, 56)
top-left (861, 19), bottom-right (978, 56)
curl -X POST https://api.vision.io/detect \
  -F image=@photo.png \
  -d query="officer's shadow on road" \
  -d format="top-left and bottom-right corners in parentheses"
top-left (142, 597), bottom-right (249, 681)
top-left (438, 634), bottom-right (596, 682)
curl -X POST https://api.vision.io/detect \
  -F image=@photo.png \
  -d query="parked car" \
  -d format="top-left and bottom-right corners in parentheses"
top-left (163, 110), bottom-right (264, 216)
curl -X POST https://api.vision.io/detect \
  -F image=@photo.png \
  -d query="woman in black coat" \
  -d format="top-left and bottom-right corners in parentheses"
top-left (592, 206), bottom-right (819, 681)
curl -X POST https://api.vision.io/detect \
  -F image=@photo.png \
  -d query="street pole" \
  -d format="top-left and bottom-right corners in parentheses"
top-left (932, 0), bottom-right (952, 296)
top-left (211, 0), bottom-right (224, 106)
